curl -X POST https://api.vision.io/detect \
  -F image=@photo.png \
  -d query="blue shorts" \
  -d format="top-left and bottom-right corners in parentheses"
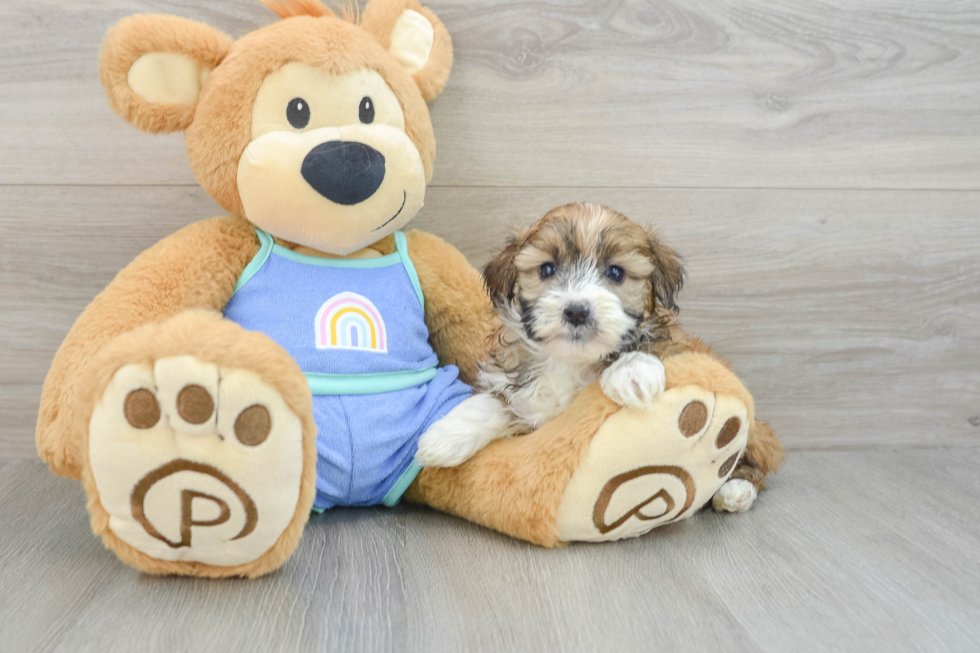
top-left (312, 366), bottom-right (471, 510)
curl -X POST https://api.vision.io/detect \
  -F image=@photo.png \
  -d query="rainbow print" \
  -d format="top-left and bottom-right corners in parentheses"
top-left (314, 292), bottom-right (388, 353)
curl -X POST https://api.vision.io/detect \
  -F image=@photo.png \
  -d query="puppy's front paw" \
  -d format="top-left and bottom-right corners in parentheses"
top-left (416, 394), bottom-right (511, 468)
top-left (600, 352), bottom-right (666, 408)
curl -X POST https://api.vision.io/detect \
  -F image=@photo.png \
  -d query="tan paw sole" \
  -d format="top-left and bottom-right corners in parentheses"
top-left (556, 385), bottom-right (748, 542)
top-left (88, 356), bottom-right (305, 569)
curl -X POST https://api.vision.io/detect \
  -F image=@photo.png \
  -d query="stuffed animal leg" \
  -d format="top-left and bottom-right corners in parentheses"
top-left (407, 353), bottom-right (756, 546)
top-left (406, 221), bottom-right (782, 545)
top-left (37, 219), bottom-right (318, 578)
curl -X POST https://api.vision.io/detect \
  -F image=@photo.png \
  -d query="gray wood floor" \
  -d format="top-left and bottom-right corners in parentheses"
top-left (3, 452), bottom-right (980, 652)
top-left (1, 0), bottom-right (978, 651)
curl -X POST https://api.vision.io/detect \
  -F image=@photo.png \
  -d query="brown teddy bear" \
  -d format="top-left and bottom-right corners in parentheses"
top-left (35, 0), bottom-right (782, 578)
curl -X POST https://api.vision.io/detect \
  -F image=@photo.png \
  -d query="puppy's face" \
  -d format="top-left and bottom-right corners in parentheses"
top-left (484, 203), bottom-right (685, 364)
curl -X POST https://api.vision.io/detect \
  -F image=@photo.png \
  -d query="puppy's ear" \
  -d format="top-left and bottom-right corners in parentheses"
top-left (648, 234), bottom-right (685, 313)
top-left (360, 0), bottom-right (453, 101)
top-left (483, 240), bottom-right (521, 307)
top-left (99, 15), bottom-right (233, 134)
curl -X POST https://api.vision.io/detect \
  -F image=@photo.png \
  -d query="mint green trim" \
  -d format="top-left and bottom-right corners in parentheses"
top-left (305, 366), bottom-right (437, 395)
top-left (232, 228), bottom-right (274, 295)
top-left (311, 505), bottom-right (326, 514)
top-left (394, 231), bottom-right (425, 309)
top-left (272, 242), bottom-right (401, 268)
top-left (382, 461), bottom-right (423, 507)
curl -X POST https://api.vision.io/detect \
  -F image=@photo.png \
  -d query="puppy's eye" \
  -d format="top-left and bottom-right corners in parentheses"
top-left (539, 262), bottom-right (557, 280)
top-left (605, 265), bottom-right (626, 283)
top-left (286, 98), bottom-right (311, 129)
top-left (359, 96), bottom-right (375, 124)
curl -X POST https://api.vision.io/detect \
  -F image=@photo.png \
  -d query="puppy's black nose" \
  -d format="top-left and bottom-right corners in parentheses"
top-left (563, 303), bottom-right (591, 327)
top-left (301, 141), bottom-right (386, 205)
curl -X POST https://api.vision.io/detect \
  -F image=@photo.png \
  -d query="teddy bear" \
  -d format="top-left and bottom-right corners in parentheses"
top-left (35, 0), bottom-right (783, 578)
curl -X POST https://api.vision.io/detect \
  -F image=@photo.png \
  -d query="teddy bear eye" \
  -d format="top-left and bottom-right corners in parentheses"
top-left (359, 96), bottom-right (375, 124)
top-left (286, 98), bottom-right (310, 129)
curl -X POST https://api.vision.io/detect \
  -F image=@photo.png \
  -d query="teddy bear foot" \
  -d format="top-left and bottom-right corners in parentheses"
top-left (555, 385), bottom-right (749, 542)
top-left (87, 357), bottom-right (305, 575)
top-left (79, 313), bottom-right (316, 577)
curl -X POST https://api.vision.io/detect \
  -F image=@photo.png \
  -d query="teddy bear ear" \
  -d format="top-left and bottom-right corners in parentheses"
top-left (99, 15), bottom-right (233, 134)
top-left (360, 0), bottom-right (453, 101)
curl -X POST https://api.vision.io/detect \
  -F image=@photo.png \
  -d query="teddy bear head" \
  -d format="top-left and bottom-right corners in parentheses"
top-left (99, 0), bottom-right (452, 255)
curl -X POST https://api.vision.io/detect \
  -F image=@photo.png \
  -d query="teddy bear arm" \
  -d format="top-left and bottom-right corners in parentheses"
top-left (36, 216), bottom-right (259, 479)
top-left (404, 230), bottom-right (493, 385)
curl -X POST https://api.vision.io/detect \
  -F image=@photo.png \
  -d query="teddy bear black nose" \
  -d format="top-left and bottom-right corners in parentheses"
top-left (301, 141), bottom-right (386, 206)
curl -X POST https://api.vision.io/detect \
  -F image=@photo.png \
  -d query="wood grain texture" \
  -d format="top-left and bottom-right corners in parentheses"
top-left (1, 451), bottom-right (979, 653)
top-left (2, 0), bottom-right (978, 649)
top-left (3, 185), bottom-right (978, 458)
top-left (1, 0), bottom-right (979, 188)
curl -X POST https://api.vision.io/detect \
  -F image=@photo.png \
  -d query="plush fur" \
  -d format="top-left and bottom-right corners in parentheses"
top-left (99, 15), bottom-right (234, 134)
top-left (656, 346), bottom-right (784, 489)
top-left (40, 0), bottom-right (467, 577)
top-left (76, 311), bottom-right (317, 578)
top-left (403, 231), bottom-right (494, 384)
top-left (360, 0), bottom-right (453, 100)
top-left (38, 0), bottom-right (779, 576)
top-left (408, 350), bottom-right (756, 546)
top-left (100, 4), bottom-right (445, 220)
top-left (260, 0), bottom-right (336, 19)
top-left (407, 383), bottom-right (622, 547)
top-left (36, 217), bottom-right (260, 480)
top-left (190, 18), bottom-right (439, 219)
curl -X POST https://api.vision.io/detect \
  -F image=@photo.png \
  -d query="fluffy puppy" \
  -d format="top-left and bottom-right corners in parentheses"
top-left (416, 203), bottom-right (782, 512)
top-left (417, 201), bottom-right (678, 459)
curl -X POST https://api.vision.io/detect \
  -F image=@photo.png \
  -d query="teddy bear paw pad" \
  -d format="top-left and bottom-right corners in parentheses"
top-left (88, 356), bottom-right (304, 567)
top-left (556, 386), bottom-right (749, 543)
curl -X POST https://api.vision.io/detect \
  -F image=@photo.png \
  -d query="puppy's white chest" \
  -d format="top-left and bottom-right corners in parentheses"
top-left (509, 368), bottom-right (595, 429)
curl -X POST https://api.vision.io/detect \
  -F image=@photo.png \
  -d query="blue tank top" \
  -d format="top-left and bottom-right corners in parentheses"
top-left (223, 229), bottom-right (439, 395)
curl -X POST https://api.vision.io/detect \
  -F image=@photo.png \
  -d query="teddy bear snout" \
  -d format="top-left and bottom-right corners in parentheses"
top-left (301, 140), bottom-right (386, 206)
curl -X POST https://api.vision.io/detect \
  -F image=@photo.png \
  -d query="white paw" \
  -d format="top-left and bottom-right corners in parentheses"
top-left (600, 352), bottom-right (666, 408)
top-left (88, 356), bottom-right (304, 566)
top-left (416, 394), bottom-right (512, 467)
top-left (712, 479), bottom-right (758, 513)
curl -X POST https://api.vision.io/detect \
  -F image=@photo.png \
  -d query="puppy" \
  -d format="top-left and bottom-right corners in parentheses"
top-left (416, 203), bottom-right (780, 512)
top-left (417, 200), bottom-right (678, 458)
